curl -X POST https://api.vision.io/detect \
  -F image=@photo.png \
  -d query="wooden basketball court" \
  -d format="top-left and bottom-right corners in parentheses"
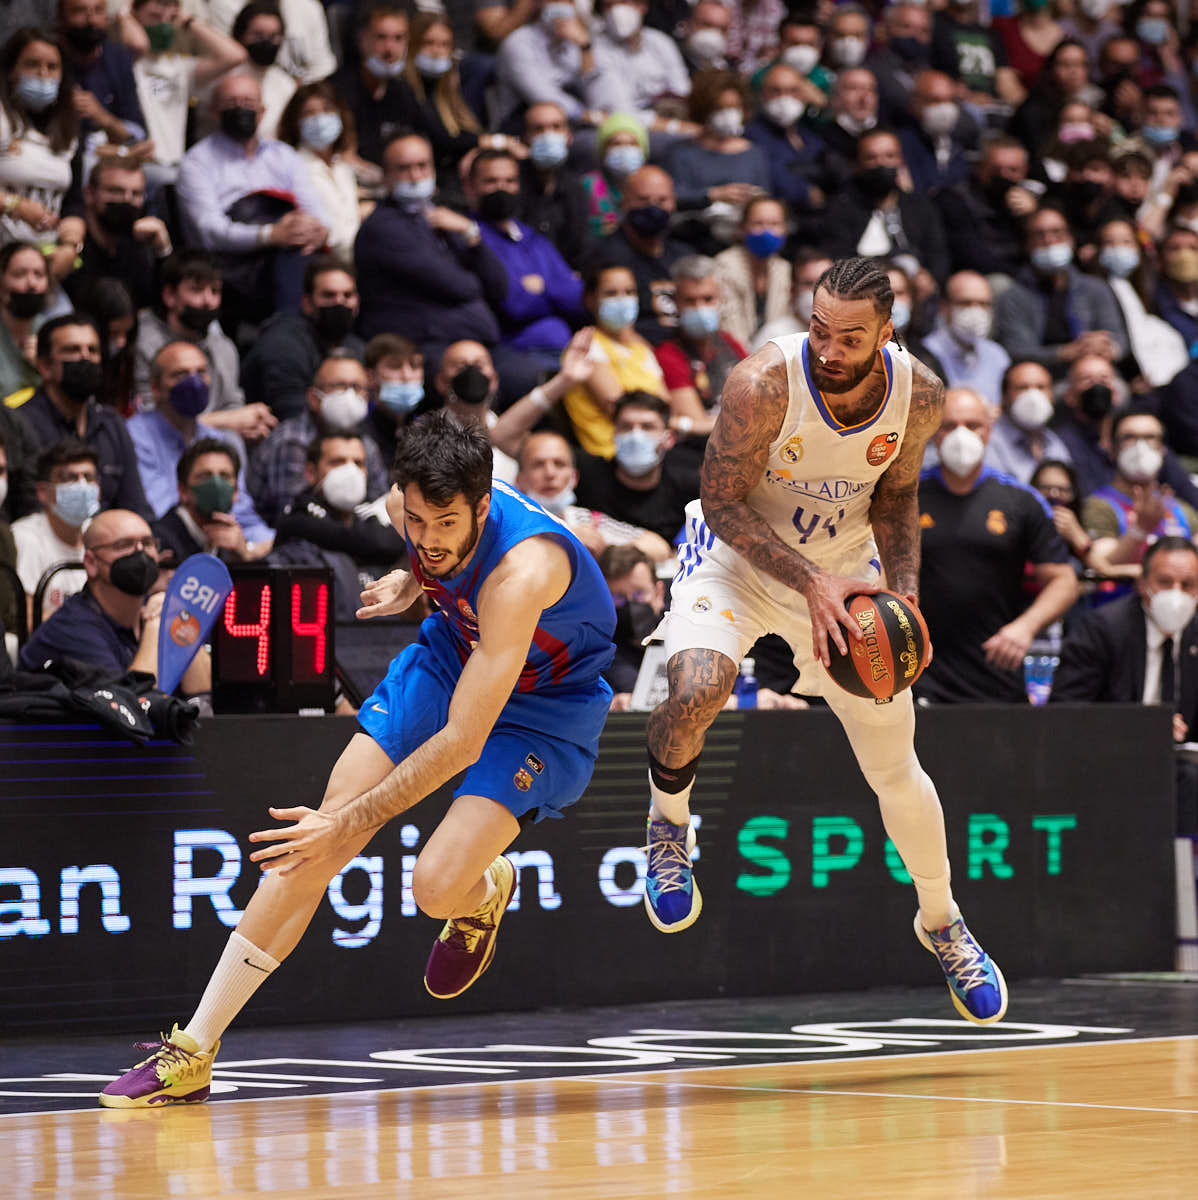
top-left (7, 1031), bottom-right (1196, 1197)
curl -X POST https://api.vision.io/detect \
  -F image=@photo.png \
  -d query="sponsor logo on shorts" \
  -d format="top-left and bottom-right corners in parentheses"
top-left (525, 753), bottom-right (544, 775)
top-left (513, 768), bottom-right (533, 792)
top-left (986, 509), bottom-right (1008, 536)
top-left (780, 435), bottom-right (805, 464)
top-left (866, 431), bottom-right (899, 467)
top-left (692, 596), bottom-right (712, 613)
top-left (169, 610), bottom-right (201, 647)
top-left (457, 597), bottom-right (477, 623)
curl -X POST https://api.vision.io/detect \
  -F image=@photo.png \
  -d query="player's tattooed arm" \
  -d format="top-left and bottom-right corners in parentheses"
top-left (701, 344), bottom-right (822, 592)
top-left (869, 356), bottom-right (944, 599)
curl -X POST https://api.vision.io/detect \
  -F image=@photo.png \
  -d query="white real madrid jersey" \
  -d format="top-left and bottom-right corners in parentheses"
top-left (741, 332), bottom-right (913, 563)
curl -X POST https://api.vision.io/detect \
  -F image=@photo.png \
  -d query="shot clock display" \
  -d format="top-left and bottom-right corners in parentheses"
top-left (212, 566), bottom-right (335, 712)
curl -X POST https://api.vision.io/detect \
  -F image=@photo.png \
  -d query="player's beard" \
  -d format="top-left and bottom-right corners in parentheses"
top-left (418, 510), bottom-right (480, 578)
top-left (810, 341), bottom-right (880, 394)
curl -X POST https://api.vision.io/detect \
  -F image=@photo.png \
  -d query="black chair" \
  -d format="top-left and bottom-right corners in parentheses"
top-left (31, 560), bottom-right (88, 632)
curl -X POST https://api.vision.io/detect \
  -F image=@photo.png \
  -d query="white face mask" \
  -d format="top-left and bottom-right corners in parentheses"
top-left (320, 462), bottom-right (367, 511)
top-left (921, 101), bottom-right (959, 138)
top-left (832, 36), bottom-right (867, 67)
top-left (709, 107), bottom-right (744, 137)
top-left (764, 96), bottom-right (804, 128)
top-left (939, 425), bottom-right (986, 477)
top-left (686, 28), bottom-right (726, 65)
top-left (1118, 441), bottom-right (1163, 483)
top-left (1148, 587), bottom-right (1197, 636)
top-left (1078, 0), bottom-right (1110, 18)
top-left (795, 289), bottom-right (815, 323)
top-left (533, 485), bottom-right (576, 515)
top-left (782, 44), bottom-right (820, 75)
top-left (318, 387), bottom-right (369, 432)
top-left (1009, 387), bottom-right (1054, 431)
top-left (949, 303), bottom-right (991, 342)
top-left (606, 3), bottom-right (643, 41)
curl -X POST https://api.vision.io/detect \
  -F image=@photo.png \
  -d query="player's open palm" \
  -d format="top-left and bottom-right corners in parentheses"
top-left (357, 569), bottom-right (419, 619)
top-left (802, 571), bottom-right (882, 666)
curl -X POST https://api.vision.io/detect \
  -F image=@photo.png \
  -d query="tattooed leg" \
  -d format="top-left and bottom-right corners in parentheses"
top-left (647, 648), bottom-right (738, 767)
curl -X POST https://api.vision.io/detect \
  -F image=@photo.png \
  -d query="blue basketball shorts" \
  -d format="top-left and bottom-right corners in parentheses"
top-left (357, 642), bottom-right (611, 823)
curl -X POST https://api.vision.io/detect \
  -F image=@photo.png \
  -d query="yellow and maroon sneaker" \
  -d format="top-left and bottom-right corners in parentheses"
top-left (99, 1025), bottom-right (218, 1108)
top-left (424, 855), bottom-right (516, 999)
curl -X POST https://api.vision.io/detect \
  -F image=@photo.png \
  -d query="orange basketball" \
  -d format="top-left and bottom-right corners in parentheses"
top-left (823, 592), bottom-right (930, 700)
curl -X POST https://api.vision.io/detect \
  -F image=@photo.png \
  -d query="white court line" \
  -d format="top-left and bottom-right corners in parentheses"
top-left (645, 1079), bottom-right (1198, 1117)
top-left (3, 1032), bottom-right (1197, 1120)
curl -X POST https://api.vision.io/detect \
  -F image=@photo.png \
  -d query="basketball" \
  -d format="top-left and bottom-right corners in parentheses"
top-left (823, 592), bottom-right (931, 700)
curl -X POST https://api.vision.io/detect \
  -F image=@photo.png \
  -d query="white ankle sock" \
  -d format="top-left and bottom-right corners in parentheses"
top-left (480, 868), bottom-right (498, 908)
top-left (649, 770), bottom-right (693, 826)
top-left (183, 931), bottom-right (280, 1053)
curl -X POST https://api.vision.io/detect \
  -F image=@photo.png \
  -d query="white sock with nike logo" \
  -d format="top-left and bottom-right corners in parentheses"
top-left (183, 931), bottom-right (280, 1053)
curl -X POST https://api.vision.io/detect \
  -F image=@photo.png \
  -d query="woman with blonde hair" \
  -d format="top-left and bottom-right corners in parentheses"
top-left (404, 13), bottom-right (483, 179)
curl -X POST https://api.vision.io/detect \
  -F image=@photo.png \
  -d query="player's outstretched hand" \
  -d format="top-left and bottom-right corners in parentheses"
top-left (248, 806), bottom-right (340, 874)
top-left (802, 570), bottom-right (882, 667)
top-left (357, 569), bottom-right (417, 619)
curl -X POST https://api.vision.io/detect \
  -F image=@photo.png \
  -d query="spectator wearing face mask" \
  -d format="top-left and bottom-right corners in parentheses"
top-left (713, 195), bottom-right (791, 350)
top-left (190, 0), bottom-right (336, 85)
top-left (563, 264), bottom-right (667, 458)
top-left (134, 251), bottom-right (273, 445)
top-left (869, 2), bottom-right (935, 124)
top-left (128, 340), bottom-right (272, 553)
top-left (580, 113), bottom-right (648, 240)
top-left (749, 11), bottom-right (831, 103)
top-left (985, 359), bottom-right (1070, 484)
top-left (0, 242), bottom-right (48, 405)
top-left (270, 432), bottom-right (404, 619)
top-left (916, 386), bottom-right (1078, 704)
top-left (273, 83), bottom-right (360, 269)
top-left (66, 159), bottom-right (171, 313)
top-left (246, 352), bottom-right (386, 527)
top-left (921, 271), bottom-right (1010, 410)
top-left (353, 132), bottom-right (507, 361)
top-left (23, 314), bottom-right (150, 519)
top-left (221, 2), bottom-right (295, 142)
top-left (466, 147), bottom-right (586, 406)
top-left (1030, 458), bottom-right (1093, 570)
top-left (12, 438), bottom-right (98, 624)
top-left (598, 542), bottom-right (665, 709)
top-left (814, 65), bottom-right (879, 183)
top-left (362, 333), bottom-right (424, 467)
top-left (744, 64), bottom-right (827, 215)
top-left (514, 428), bottom-right (671, 563)
top-left (899, 70), bottom-right (974, 196)
top-left (1083, 408), bottom-right (1195, 582)
top-left (240, 258), bottom-right (366, 423)
top-left (119, 0), bottom-right (247, 184)
top-left (151, 437), bottom-right (256, 567)
top-left (589, 0), bottom-right (694, 139)
top-left (662, 71), bottom-right (769, 238)
top-left (681, 1), bottom-right (732, 75)
top-left (574, 390), bottom-right (690, 544)
top-left (519, 102), bottom-right (590, 269)
top-left (991, 203), bottom-right (1125, 377)
top-left (1050, 534), bottom-right (1198, 832)
top-left (1155, 224), bottom-right (1198, 350)
top-left (1093, 216), bottom-right (1188, 389)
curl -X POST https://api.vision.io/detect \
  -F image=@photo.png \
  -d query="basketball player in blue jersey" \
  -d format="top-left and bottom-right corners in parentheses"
top-left (100, 412), bottom-right (617, 1108)
top-left (642, 257), bottom-right (1008, 1025)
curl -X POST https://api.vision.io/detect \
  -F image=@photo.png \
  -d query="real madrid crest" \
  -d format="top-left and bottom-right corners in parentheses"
top-left (780, 435), bottom-right (804, 464)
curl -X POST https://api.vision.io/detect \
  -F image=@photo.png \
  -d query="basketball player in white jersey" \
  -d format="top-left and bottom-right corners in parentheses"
top-left (641, 257), bottom-right (1007, 1025)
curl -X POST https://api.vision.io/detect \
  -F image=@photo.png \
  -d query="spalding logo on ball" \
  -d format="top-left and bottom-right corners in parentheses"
top-left (824, 591), bottom-right (930, 700)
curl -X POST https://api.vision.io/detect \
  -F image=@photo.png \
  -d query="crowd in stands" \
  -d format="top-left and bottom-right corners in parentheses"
top-left (1, 0), bottom-right (1198, 761)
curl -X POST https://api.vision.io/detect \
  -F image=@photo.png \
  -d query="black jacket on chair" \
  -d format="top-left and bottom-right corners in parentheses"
top-left (1049, 593), bottom-right (1198, 731)
top-left (820, 183), bottom-right (950, 284)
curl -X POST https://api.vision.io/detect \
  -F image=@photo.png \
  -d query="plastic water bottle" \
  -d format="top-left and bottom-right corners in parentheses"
top-left (735, 657), bottom-right (758, 710)
top-left (1023, 623), bottom-right (1061, 706)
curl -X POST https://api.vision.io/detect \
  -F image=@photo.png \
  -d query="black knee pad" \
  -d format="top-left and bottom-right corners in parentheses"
top-left (648, 748), bottom-right (701, 794)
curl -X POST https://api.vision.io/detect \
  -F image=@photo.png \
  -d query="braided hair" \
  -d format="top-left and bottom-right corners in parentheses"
top-left (813, 257), bottom-right (895, 322)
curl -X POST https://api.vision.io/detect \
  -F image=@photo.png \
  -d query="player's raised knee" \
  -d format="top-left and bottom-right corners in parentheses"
top-left (410, 857), bottom-right (463, 919)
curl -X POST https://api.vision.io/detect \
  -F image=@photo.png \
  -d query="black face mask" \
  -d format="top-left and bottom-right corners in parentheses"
top-left (625, 204), bottom-right (671, 237)
top-left (219, 106), bottom-right (258, 142)
top-left (7, 289), bottom-right (45, 319)
top-left (312, 303), bottom-right (356, 342)
top-left (108, 549), bottom-right (159, 597)
top-left (614, 599), bottom-right (658, 647)
top-left (983, 175), bottom-right (1017, 206)
top-left (245, 39), bottom-right (280, 67)
top-left (65, 23), bottom-right (106, 54)
top-left (178, 304), bottom-right (217, 334)
top-left (59, 358), bottom-right (104, 403)
top-left (97, 200), bottom-right (142, 234)
top-left (1079, 382), bottom-right (1113, 421)
top-left (856, 166), bottom-right (898, 199)
top-left (1061, 179), bottom-right (1105, 209)
top-left (451, 364), bottom-right (491, 405)
top-left (478, 189), bottom-right (520, 223)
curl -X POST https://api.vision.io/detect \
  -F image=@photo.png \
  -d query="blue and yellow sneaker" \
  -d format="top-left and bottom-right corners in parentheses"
top-left (99, 1025), bottom-right (218, 1108)
top-left (915, 912), bottom-right (1008, 1025)
top-left (643, 818), bottom-right (702, 933)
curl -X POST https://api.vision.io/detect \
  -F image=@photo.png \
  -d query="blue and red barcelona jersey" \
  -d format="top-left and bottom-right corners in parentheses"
top-left (406, 478), bottom-right (616, 698)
